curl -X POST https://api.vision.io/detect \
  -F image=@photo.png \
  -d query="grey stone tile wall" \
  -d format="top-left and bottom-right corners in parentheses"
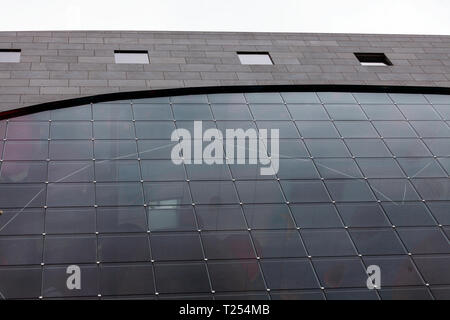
top-left (0, 31), bottom-right (449, 111)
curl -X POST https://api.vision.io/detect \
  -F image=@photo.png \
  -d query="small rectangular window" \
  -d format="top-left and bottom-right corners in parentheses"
top-left (0, 49), bottom-right (21, 63)
top-left (355, 53), bottom-right (392, 66)
top-left (114, 50), bottom-right (149, 64)
top-left (237, 52), bottom-right (273, 65)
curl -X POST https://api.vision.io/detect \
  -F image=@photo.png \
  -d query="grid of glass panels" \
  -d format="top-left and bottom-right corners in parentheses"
top-left (0, 91), bottom-right (449, 300)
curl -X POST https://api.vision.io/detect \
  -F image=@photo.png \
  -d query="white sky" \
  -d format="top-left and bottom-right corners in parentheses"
top-left (1, 0), bottom-right (450, 35)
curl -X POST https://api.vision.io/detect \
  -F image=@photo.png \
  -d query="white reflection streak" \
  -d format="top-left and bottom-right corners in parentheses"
top-left (0, 290), bottom-right (5, 300)
top-left (0, 142), bottom-right (175, 232)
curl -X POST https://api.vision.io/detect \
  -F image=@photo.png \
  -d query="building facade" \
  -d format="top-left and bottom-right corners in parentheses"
top-left (0, 31), bottom-right (449, 300)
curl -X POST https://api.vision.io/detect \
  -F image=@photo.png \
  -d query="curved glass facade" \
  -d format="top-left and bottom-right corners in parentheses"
top-left (0, 91), bottom-right (449, 300)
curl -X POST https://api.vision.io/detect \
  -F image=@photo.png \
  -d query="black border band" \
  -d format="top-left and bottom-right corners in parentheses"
top-left (2, 84), bottom-right (450, 120)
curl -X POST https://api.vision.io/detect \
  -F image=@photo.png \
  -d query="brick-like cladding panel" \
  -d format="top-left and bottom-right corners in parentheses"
top-left (0, 31), bottom-right (450, 111)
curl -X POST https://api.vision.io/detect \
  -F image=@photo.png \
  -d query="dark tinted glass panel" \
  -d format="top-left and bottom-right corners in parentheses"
top-left (132, 104), bottom-right (172, 120)
top-left (48, 161), bottom-right (93, 182)
top-left (324, 105), bottom-right (367, 120)
top-left (301, 230), bottom-right (356, 257)
top-left (44, 235), bottom-right (96, 264)
top-left (243, 204), bottom-right (295, 229)
top-left (336, 203), bottom-right (389, 227)
top-left (0, 208), bottom-right (44, 235)
top-left (261, 259), bottom-right (319, 289)
top-left (326, 180), bottom-right (375, 202)
top-left (281, 181), bottom-right (331, 203)
top-left (397, 227), bottom-right (449, 254)
top-left (6, 122), bottom-right (49, 140)
top-left (0, 161), bottom-right (47, 183)
top-left (148, 206), bottom-right (197, 232)
top-left (305, 139), bottom-right (350, 157)
top-left (350, 229), bottom-right (405, 255)
top-left (208, 261), bottom-right (265, 292)
top-left (100, 264), bottom-right (154, 295)
top-left (195, 205), bottom-right (246, 231)
top-left (93, 103), bottom-right (132, 120)
top-left (291, 204), bottom-right (343, 228)
top-left (98, 235), bottom-right (150, 262)
top-left (97, 207), bottom-right (147, 233)
top-left (287, 104), bottom-right (329, 120)
top-left (202, 231), bottom-right (256, 259)
top-left (313, 257), bottom-right (367, 288)
top-left (296, 121), bottom-right (339, 138)
top-left (155, 262), bottom-right (210, 294)
top-left (45, 208), bottom-right (96, 234)
top-left (252, 230), bottom-right (306, 258)
top-left (94, 140), bottom-right (138, 159)
top-left (151, 233), bottom-right (203, 261)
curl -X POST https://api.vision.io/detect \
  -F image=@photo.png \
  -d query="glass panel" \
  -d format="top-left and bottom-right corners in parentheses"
top-left (423, 138), bottom-right (450, 156)
top-left (361, 104), bottom-right (405, 120)
top-left (350, 229), bottom-right (406, 255)
top-left (100, 264), bottom-right (155, 295)
top-left (135, 121), bottom-right (176, 139)
top-left (208, 261), bottom-right (266, 292)
top-left (427, 202), bottom-right (450, 225)
top-left (0, 184), bottom-right (45, 208)
top-left (47, 183), bottom-right (95, 207)
top-left (384, 139), bottom-right (431, 157)
top-left (154, 262), bottom-right (210, 293)
top-left (195, 205), bottom-right (246, 231)
top-left (0, 161), bottom-right (47, 183)
top-left (236, 181), bottom-right (285, 204)
top-left (296, 121), bottom-right (340, 138)
top-left (202, 231), bottom-right (256, 259)
top-left (345, 139), bottom-right (391, 157)
top-left (45, 207), bottom-right (96, 234)
top-left (172, 104), bottom-right (213, 120)
top-left (252, 230), bottom-right (306, 258)
top-left (317, 92), bottom-right (357, 104)
top-left (325, 180), bottom-right (375, 202)
top-left (243, 204), bottom-right (296, 229)
top-left (249, 104), bottom-right (291, 120)
top-left (132, 104), bottom-right (172, 120)
top-left (287, 104), bottom-right (330, 120)
top-left (96, 182), bottom-right (144, 206)
top-left (98, 235), bottom-right (150, 262)
top-left (315, 158), bottom-right (363, 179)
top-left (97, 207), bottom-right (147, 233)
top-left (257, 121), bottom-right (300, 138)
top-left (397, 104), bottom-right (441, 120)
top-left (433, 105), bottom-right (450, 120)
top-left (389, 93), bottom-right (428, 104)
top-left (0, 267), bottom-right (42, 299)
top-left (141, 160), bottom-right (186, 181)
top-left (278, 159), bottom-right (320, 179)
top-left (4, 141), bottom-right (48, 160)
top-left (190, 181), bottom-right (238, 205)
top-left (44, 235), bottom-right (96, 263)
top-left (305, 139), bottom-right (350, 157)
top-left (0, 237), bottom-right (43, 265)
top-left (414, 256), bottom-right (450, 285)
top-left (261, 259), bottom-right (319, 289)
top-left (245, 92), bottom-right (282, 103)
top-left (313, 257), bottom-right (367, 288)
top-left (382, 202), bottom-right (436, 226)
top-left (324, 105), bottom-right (367, 120)
top-left (397, 158), bottom-right (447, 178)
top-left (301, 230), bottom-right (356, 257)
top-left (50, 140), bottom-right (93, 160)
top-left (412, 178), bottom-right (450, 200)
top-left (0, 208), bottom-right (44, 235)
top-left (148, 206), bottom-right (197, 232)
top-left (48, 161), bottom-right (94, 182)
top-left (95, 160), bottom-right (140, 182)
top-left (368, 179), bottom-right (420, 201)
top-left (51, 105), bottom-right (91, 120)
top-left (43, 265), bottom-right (98, 298)
top-left (363, 256), bottom-right (423, 286)
top-left (186, 163), bottom-right (231, 181)
top-left (356, 158), bottom-right (405, 178)
top-left (94, 121), bottom-right (135, 139)
top-left (337, 203), bottom-right (390, 227)
top-left (93, 103), bottom-right (133, 120)
top-left (290, 204), bottom-right (343, 228)
top-left (372, 121), bottom-right (417, 138)
top-left (353, 93), bottom-right (393, 104)
top-left (6, 122), bottom-right (49, 140)
top-left (144, 182), bottom-right (192, 206)
top-left (151, 233), bottom-right (203, 261)
top-left (397, 227), bottom-right (450, 254)
top-left (50, 121), bottom-right (92, 139)
top-left (335, 121), bottom-right (379, 138)
top-left (208, 93), bottom-right (246, 104)
top-left (281, 181), bottom-right (331, 203)
top-left (281, 92), bottom-right (321, 103)
top-left (410, 121), bottom-right (450, 138)
top-left (94, 140), bottom-right (138, 159)
top-left (210, 104), bottom-right (252, 120)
